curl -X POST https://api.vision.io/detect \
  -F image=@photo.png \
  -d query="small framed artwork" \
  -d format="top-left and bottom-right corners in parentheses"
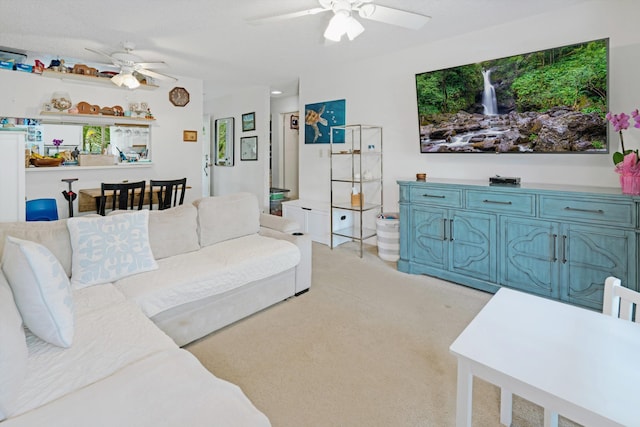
top-left (183, 130), bottom-right (197, 142)
top-left (290, 114), bottom-right (299, 130)
top-left (240, 136), bottom-right (258, 161)
top-left (242, 112), bottom-right (256, 132)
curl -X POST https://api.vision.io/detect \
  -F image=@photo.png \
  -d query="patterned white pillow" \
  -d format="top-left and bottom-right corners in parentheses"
top-left (1, 236), bottom-right (74, 348)
top-left (67, 210), bottom-right (158, 288)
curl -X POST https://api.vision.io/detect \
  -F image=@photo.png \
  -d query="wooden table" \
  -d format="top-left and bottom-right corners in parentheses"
top-left (449, 287), bottom-right (640, 427)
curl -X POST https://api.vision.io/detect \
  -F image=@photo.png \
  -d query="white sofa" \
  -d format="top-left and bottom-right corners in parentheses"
top-left (0, 192), bottom-right (311, 425)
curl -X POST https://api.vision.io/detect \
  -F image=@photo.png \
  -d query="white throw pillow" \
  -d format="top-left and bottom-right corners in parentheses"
top-left (0, 273), bottom-right (27, 421)
top-left (1, 236), bottom-right (74, 348)
top-left (67, 210), bottom-right (158, 288)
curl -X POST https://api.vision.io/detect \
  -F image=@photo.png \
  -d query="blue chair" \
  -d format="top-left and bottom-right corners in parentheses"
top-left (26, 198), bottom-right (59, 221)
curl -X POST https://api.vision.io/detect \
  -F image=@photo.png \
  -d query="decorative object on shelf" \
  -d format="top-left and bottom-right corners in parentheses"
top-left (183, 130), bottom-right (197, 142)
top-left (72, 64), bottom-right (98, 76)
top-left (416, 173), bottom-right (426, 181)
top-left (30, 157), bottom-right (64, 167)
top-left (51, 92), bottom-right (72, 111)
top-left (305, 99), bottom-right (345, 144)
top-left (606, 109), bottom-right (640, 165)
top-left (240, 136), bottom-right (258, 161)
top-left (242, 112), bottom-right (256, 132)
top-left (169, 87), bottom-right (190, 106)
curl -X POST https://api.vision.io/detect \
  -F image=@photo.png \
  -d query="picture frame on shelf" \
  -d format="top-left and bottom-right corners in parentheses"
top-left (242, 112), bottom-right (255, 132)
top-left (240, 136), bottom-right (258, 161)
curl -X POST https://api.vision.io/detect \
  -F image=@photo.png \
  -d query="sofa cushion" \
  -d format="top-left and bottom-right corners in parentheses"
top-left (1, 236), bottom-right (74, 348)
top-left (0, 273), bottom-right (27, 421)
top-left (67, 210), bottom-right (158, 288)
top-left (115, 234), bottom-right (301, 317)
top-left (10, 284), bottom-right (177, 418)
top-left (193, 193), bottom-right (260, 247)
top-left (0, 220), bottom-right (72, 277)
top-left (147, 204), bottom-right (201, 260)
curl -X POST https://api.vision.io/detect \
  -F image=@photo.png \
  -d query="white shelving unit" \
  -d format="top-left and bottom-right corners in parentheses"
top-left (330, 124), bottom-right (383, 257)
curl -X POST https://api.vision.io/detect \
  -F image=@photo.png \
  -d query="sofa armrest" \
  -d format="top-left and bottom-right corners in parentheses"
top-left (259, 227), bottom-right (311, 295)
top-left (259, 213), bottom-right (301, 234)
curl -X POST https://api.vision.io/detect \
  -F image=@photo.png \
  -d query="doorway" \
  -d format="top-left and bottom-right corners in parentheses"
top-left (282, 111), bottom-right (299, 200)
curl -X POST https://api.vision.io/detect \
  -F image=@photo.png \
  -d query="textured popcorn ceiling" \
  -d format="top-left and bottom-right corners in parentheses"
top-left (0, 0), bottom-right (589, 99)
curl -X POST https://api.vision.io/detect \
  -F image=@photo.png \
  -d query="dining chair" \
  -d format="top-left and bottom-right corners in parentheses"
top-left (99, 181), bottom-right (146, 215)
top-left (149, 178), bottom-right (187, 210)
top-left (603, 276), bottom-right (640, 323)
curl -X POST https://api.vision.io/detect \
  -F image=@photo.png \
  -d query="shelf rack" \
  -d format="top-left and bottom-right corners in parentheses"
top-left (330, 124), bottom-right (383, 257)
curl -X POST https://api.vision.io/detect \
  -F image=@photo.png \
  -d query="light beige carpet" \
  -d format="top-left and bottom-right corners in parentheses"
top-left (186, 242), bottom-right (580, 427)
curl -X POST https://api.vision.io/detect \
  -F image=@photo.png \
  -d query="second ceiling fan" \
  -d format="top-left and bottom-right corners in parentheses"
top-left (249, 0), bottom-right (431, 42)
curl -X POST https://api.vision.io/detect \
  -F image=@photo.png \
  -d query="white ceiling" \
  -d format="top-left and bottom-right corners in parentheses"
top-left (1, 0), bottom-right (589, 100)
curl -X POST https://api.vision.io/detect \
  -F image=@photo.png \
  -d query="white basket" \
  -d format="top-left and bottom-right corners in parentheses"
top-left (376, 213), bottom-right (399, 262)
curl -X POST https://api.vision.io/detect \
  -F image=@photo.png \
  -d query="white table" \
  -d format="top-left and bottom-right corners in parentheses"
top-left (449, 287), bottom-right (640, 427)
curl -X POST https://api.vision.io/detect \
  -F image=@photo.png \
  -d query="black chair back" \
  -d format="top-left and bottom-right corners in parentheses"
top-left (99, 181), bottom-right (146, 215)
top-left (149, 178), bottom-right (187, 210)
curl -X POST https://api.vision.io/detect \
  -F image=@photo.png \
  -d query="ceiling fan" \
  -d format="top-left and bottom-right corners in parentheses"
top-left (248, 0), bottom-right (431, 42)
top-left (85, 42), bottom-right (177, 89)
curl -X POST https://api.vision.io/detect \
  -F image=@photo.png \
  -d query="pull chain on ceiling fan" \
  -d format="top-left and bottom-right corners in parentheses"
top-left (248, 0), bottom-right (431, 42)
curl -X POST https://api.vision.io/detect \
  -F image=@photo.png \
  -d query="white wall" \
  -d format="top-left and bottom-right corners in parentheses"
top-left (208, 86), bottom-right (271, 210)
top-left (298, 0), bottom-right (640, 212)
top-left (0, 70), bottom-right (203, 218)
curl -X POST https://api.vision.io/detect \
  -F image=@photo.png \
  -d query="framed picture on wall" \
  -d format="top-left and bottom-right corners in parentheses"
top-left (242, 112), bottom-right (256, 132)
top-left (240, 136), bottom-right (258, 161)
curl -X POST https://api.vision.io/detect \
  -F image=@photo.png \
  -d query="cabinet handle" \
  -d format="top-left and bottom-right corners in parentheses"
top-left (564, 206), bottom-right (604, 214)
top-left (302, 207), bottom-right (312, 211)
top-left (551, 234), bottom-right (558, 262)
top-left (422, 194), bottom-right (446, 199)
top-left (442, 218), bottom-right (448, 241)
top-left (562, 235), bottom-right (567, 264)
top-left (483, 199), bottom-right (512, 205)
top-left (449, 219), bottom-right (454, 241)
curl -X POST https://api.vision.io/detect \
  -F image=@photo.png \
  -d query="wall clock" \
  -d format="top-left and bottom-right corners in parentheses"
top-left (169, 87), bottom-right (190, 107)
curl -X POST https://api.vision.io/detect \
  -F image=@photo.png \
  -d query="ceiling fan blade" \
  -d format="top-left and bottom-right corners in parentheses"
top-left (135, 61), bottom-right (167, 69)
top-left (359, 5), bottom-right (431, 30)
top-left (136, 68), bottom-right (177, 81)
top-left (85, 47), bottom-right (116, 62)
top-left (247, 7), bottom-right (329, 24)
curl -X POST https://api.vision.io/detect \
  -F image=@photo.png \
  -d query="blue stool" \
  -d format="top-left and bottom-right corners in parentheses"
top-left (26, 198), bottom-right (59, 221)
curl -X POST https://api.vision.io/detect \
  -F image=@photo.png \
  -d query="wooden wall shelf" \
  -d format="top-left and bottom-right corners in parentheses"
top-left (41, 69), bottom-right (159, 90)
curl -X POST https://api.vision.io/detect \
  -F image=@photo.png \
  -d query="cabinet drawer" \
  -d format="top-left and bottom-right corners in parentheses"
top-left (409, 187), bottom-right (462, 207)
top-left (539, 196), bottom-right (634, 227)
top-left (466, 190), bottom-right (535, 216)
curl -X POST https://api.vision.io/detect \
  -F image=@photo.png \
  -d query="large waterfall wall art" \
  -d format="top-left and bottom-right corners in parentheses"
top-left (414, 38), bottom-right (609, 154)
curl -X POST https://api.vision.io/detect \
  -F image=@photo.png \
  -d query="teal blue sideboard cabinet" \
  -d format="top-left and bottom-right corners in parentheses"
top-left (398, 179), bottom-right (638, 310)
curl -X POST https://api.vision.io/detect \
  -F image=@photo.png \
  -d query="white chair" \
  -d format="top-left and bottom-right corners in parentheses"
top-left (603, 276), bottom-right (640, 323)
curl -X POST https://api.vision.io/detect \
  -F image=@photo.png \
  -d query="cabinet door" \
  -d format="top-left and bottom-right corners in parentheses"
top-left (283, 205), bottom-right (307, 233)
top-left (501, 217), bottom-right (559, 298)
top-left (410, 206), bottom-right (447, 270)
top-left (449, 210), bottom-right (496, 282)
top-left (560, 224), bottom-right (636, 310)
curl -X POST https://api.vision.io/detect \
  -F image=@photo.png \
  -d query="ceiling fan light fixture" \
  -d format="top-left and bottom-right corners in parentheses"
top-left (324, 10), bottom-right (349, 41)
top-left (111, 67), bottom-right (140, 89)
top-left (345, 16), bottom-right (365, 40)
